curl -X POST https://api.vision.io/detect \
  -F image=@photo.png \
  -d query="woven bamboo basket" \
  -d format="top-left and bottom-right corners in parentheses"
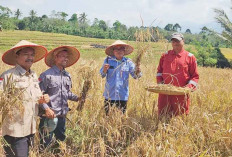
top-left (145, 84), bottom-right (191, 95)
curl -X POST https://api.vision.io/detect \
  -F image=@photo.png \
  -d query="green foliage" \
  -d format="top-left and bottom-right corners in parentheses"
top-left (0, 5), bottom-right (230, 50)
top-left (66, 125), bottom-right (84, 151)
top-left (164, 24), bottom-right (174, 31)
top-left (185, 29), bottom-right (192, 34)
top-left (68, 13), bottom-right (78, 23)
top-left (99, 20), bottom-right (108, 31)
top-left (58, 11), bottom-right (68, 20)
top-left (205, 58), bottom-right (217, 67)
top-left (0, 5), bottom-right (12, 19)
top-left (192, 36), bottom-right (218, 67)
top-left (164, 23), bottom-right (181, 32)
top-left (191, 35), bottom-right (231, 68)
top-left (17, 19), bottom-right (26, 30)
top-left (1, 17), bottom-right (17, 29)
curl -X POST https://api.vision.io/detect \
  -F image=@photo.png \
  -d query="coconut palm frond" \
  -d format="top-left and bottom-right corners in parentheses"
top-left (214, 8), bottom-right (232, 29)
top-left (214, 9), bottom-right (229, 19)
top-left (215, 15), bottom-right (232, 31)
top-left (214, 6), bottom-right (232, 42)
top-left (222, 31), bottom-right (232, 42)
top-left (204, 27), bottom-right (229, 41)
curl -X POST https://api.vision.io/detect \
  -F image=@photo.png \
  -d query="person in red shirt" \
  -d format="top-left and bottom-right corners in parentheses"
top-left (156, 32), bottom-right (199, 116)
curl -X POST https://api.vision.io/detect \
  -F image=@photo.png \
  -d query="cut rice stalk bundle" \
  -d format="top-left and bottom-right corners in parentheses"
top-left (76, 62), bottom-right (96, 111)
top-left (134, 29), bottom-right (152, 68)
top-left (145, 84), bottom-right (191, 95)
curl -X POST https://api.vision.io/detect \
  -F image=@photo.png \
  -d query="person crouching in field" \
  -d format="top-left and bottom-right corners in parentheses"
top-left (156, 32), bottom-right (199, 117)
top-left (100, 40), bottom-right (142, 115)
top-left (38, 46), bottom-right (81, 153)
top-left (0, 40), bottom-right (49, 157)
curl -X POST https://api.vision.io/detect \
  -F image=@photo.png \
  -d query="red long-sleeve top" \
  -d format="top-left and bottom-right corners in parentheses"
top-left (156, 50), bottom-right (199, 88)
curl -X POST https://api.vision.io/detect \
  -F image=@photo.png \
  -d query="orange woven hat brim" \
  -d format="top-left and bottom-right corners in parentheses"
top-left (105, 40), bottom-right (133, 56)
top-left (45, 46), bottom-right (80, 67)
top-left (2, 40), bottom-right (48, 65)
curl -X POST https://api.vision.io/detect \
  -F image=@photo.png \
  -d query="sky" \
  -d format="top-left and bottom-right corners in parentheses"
top-left (1, 0), bottom-right (232, 33)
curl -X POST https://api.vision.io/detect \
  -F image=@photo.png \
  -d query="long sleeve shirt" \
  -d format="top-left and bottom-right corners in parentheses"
top-left (0, 65), bottom-right (42, 137)
top-left (100, 56), bottom-right (142, 101)
top-left (156, 49), bottom-right (199, 88)
top-left (39, 65), bottom-right (78, 116)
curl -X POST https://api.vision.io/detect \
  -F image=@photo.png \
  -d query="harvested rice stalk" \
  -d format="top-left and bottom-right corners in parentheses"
top-left (134, 28), bottom-right (160, 76)
top-left (76, 62), bottom-right (96, 111)
top-left (134, 29), bottom-right (151, 68)
top-left (134, 26), bottom-right (166, 72)
top-left (77, 79), bottom-right (92, 111)
top-left (0, 75), bottom-right (24, 127)
top-left (145, 84), bottom-right (191, 95)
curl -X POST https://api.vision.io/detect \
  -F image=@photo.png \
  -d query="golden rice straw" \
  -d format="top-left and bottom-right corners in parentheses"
top-left (134, 27), bottom-right (163, 73)
top-left (76, 62), bottom-right (96, 111)
top-left (134, 29), bottom-right (151, 68)
top-left (0, 74), bottom-right (24, 127)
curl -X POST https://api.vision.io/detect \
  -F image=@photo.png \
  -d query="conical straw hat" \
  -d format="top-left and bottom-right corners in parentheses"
top-left (2, 40), bottom-right (48, 65)
top-left (105, 40), bottom-right (133, 56)
top-left (45, 46), bottom-right (80, 67)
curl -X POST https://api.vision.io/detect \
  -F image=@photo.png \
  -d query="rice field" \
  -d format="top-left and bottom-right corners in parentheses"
top-left (0, 30), bottom-right (232, 156)
top-left (220, 48), bottom-right (232, 60)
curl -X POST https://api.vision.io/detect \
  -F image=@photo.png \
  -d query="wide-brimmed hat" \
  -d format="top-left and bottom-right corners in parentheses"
top-left (45, 46), bottom-right (80, 67)
top-left (105, 40), bottom-right (133, 56)
top-left (2, 40), bottom-right (48, 65)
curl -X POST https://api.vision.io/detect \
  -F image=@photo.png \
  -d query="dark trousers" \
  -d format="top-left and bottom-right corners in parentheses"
top-left (3, 134), bottom-right (34, 157)
top-left (104, 99), bottom-right (127, 115)
top-left (39, 117), bottom-right (66, 151)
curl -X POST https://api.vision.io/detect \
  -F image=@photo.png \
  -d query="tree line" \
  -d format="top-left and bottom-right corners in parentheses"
top-left (0, 5), bottom-right (225, 43)
top-left (0, 5), bottom-right (231, 68)
top-left (0, 6), bottom-right (152, 41)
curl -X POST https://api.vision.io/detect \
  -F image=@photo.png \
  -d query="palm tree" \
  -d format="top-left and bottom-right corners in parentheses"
top-left (29, 10), bottom-right (37, 21)
top-left (58, 12), bottom-right (68, 21)
top-left (78, 12), bottom-right (88, 35)
top-left (14, 9), bottom-right (22, 19)
top-left (29, 10), bottom-right (37, 30)
top-left (79, 12), bottom-right (87, 24)
top-left (173, 23), bottom-right (181, 32)
top-left (214, 2), bottom-right (232, 42)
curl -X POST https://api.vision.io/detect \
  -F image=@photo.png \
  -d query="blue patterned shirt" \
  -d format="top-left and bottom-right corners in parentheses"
top-left (100, 56), bottom-right (142, 101)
